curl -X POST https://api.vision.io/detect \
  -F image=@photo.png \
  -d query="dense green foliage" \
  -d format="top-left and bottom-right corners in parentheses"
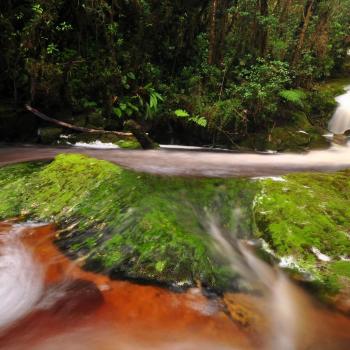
top-left (1, 1), bottom-right (350, 146)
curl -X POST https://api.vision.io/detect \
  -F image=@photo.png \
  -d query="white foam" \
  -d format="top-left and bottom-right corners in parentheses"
top-left (71, 141), bottom-right (120, 149)
top-left (0, 226), bottom-right (44, 330)
top-left (160, 144), bottom-right (231, 152)
top-left (328, 87), bottom-right (350, 134)
top-left (253, 176), bottom-right (287, 182)
top-left (311, 247), bottom-right (332, 262)
top-left (160, 144), bottom-right (205, 150)
top-left (279, 256), bottom-right (298, 269)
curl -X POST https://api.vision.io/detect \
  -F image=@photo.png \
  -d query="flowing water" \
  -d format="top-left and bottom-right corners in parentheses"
top-left (0, 221), bottom-right (349, 350)
top-left (2, 141), bottom-right (350, 177)
top-left (329, 85), bottom-right (350, 135)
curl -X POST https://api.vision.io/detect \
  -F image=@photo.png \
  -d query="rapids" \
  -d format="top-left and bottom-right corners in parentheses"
top-left (329, 86), bottom-right (350, 135)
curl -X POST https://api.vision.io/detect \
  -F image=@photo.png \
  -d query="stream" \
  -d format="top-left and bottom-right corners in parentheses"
top-left (0, 87), bottom-right (350, 349)
top-left (1, 141), bottom-right (350, 177)
top-left (0, 221), bottom-right (349, 350)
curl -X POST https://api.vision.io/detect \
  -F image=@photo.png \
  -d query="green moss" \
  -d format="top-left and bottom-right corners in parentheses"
top-left (315, 78), bottom-right (350, 96)
top-left (254, 171), bottom-right (350, 292)
top-left (330, 261), bottom-right (350, 279)
top-left (240, 111), bottom-right (329, 152)
top-left (0, 162), bottom-right (47, 219)
top-left (0, 154), bottom-right (256, 289)
top-left (116, 139), bottom-right (141, 149)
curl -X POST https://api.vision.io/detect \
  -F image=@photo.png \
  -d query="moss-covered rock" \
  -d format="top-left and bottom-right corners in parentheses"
top-left (267, 124), bottom-right (329, 152)
top-left (254, 172), bottom-right (350, 299)
top-left (241, 123), bottom-right (329, 152)
top-left (39, 127), bottom-right (64, 144)
top-left (0, 154), bottom-right (256, 289)
top-left (1, 154), bottom-right (349, 303)
top-left (0, 162), bottom-right (46, 218)
top-left (115, 138), bottom-right (141, 149)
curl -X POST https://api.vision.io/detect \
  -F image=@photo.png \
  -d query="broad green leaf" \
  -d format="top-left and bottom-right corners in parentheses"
top-left (174, 109), bottom-right (190, 117)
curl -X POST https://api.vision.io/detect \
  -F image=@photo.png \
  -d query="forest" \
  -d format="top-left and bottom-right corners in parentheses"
top-left (1, 2), bottom-right (350, 349)
top-left (1, 0), bottom-right (350, 149)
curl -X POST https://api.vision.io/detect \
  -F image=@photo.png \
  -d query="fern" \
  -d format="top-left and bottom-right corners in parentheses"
top-left (189, 116), bottom-right (207, 127)
top-left (174, 109), bottom-right (190, 117)
top-left (279, 89), bottom-right (307, 107)
top-left (174, 110), bottom-right (207, 127)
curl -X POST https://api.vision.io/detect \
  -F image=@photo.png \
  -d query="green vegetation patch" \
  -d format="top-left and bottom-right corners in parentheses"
top-left (254, 171), bottom-right (350, 293)
top-left (1, 155), bottom-right (349, 297)
top-left (0, 162), bottom-right (47, 219)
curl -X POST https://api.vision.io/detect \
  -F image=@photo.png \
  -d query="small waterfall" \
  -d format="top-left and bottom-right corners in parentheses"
top-left (207, 215), bottom-right (309, 350)
top-left (328, 86), bottom-right (350, 135)
top-left (0, 224), bottom-right (44, 330)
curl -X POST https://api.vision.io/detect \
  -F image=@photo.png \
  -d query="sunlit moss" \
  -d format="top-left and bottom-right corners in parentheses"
top-left (0, 162), bottom-right (46, 219)
top-left (254, 171), bottom-right (350, 293)
top-left (0, 154), bottom-right (256, 289)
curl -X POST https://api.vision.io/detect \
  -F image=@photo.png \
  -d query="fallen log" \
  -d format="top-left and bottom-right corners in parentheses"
top-left (25, 105), bottom-right (132, 137)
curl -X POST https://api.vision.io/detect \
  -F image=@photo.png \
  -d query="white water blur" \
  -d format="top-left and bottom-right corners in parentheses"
top-left (0, 224), bottom-right (44, 330)
top-left (328, 86), bottom-right (350, 134)
top-left (69, 141), bottom-right (120, 149)
top-left (207, 215), bottom-right (309, 350)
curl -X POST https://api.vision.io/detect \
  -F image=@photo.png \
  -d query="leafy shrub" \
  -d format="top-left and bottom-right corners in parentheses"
top-left (279, 89), bottom-right (307, 107)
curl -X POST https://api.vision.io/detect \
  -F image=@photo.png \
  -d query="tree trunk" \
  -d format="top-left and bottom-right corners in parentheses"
top-left (208, 0), bottom-right (218, 65)
top-left (25, 105), bottom-right (132, 137)
top-left (216, 0), bottom-right (230, 64)
top-left (259, 0), bottom-right (269, 57)
top-left (292, 0), bottom-right (315, 66)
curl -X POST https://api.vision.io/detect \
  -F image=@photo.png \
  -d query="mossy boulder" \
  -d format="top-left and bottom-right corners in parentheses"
top-left (241, 125), bottom-right (328, 152)
top-left (39, 127), bottom-right (64, 144)
top-left (0, 154), bottom-right (256, 289)
top-left (240, 111), bottom-right (329, 152)
top-left (254, 172), bottom-right (350, 302)
top-left (267, 125), bottom-right (329, 152)
top-left (268, 127), bottom-right (310, 151)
